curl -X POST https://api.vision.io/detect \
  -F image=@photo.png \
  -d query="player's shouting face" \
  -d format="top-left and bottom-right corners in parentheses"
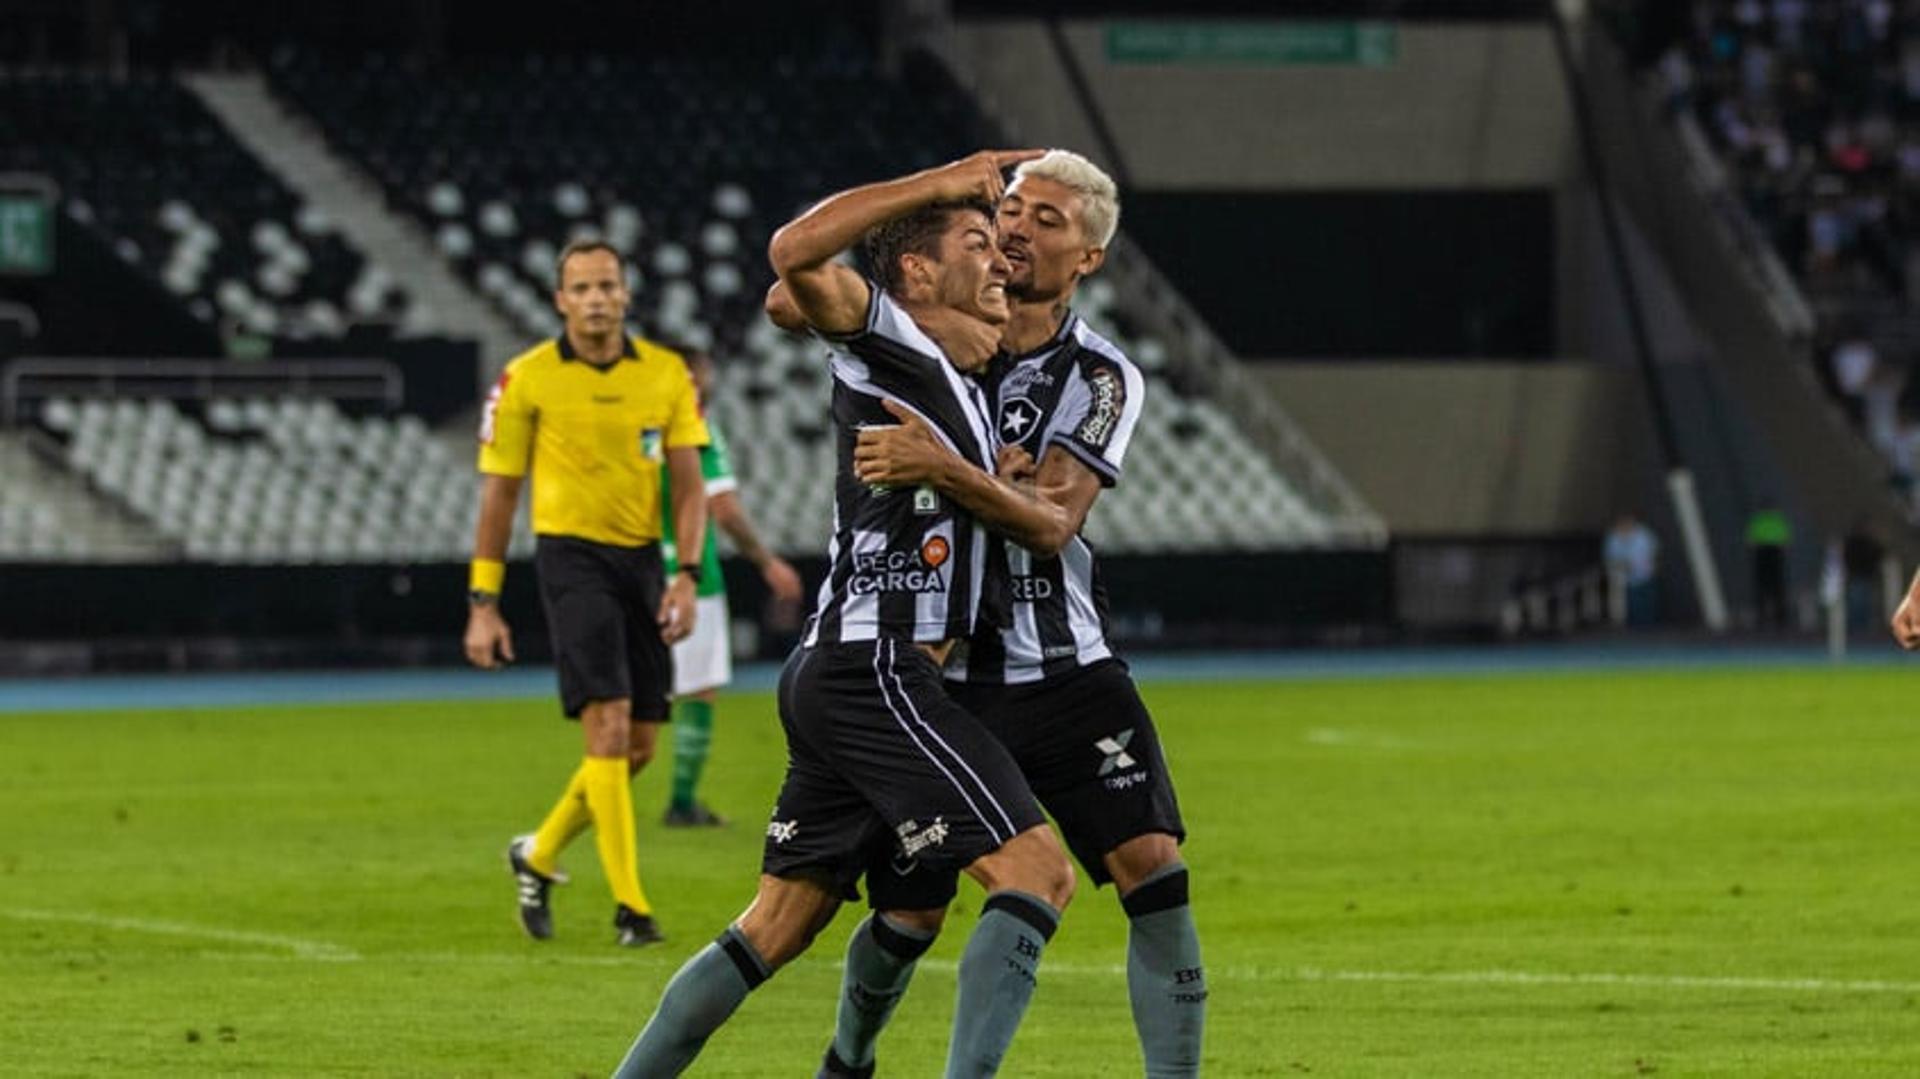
top-left (997, 175), bottom-right (1105, 304)
top-left (928, 206), bottom-right (1012, 329)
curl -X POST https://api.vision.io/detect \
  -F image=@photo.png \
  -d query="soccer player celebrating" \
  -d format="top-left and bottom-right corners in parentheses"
top-left (828, 150), bottom-right (1208, 1078)
top-left (465, 240), bottom-right (708, 949)
top-left (659, 346), bottom-right (804, 827)
top-left (612, 150), bottom-right (1077, 1078)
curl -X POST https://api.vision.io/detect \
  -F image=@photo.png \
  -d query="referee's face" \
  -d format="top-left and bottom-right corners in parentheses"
top-left (554, 249), bottom-right (630, 342)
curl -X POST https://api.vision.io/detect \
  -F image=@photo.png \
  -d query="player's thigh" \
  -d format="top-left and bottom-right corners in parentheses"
top-left (793, 639), bottom-right (1049, 879)
top-left (989, 662), bottom-right (1188, 888)
top-left (762, 735), bottom-right (889, 905)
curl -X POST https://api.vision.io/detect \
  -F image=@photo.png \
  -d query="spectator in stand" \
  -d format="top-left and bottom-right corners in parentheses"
top-left (1605, 513), bottom-right (1662, 628)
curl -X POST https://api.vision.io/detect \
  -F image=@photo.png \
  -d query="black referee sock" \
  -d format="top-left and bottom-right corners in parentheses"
top-left (828, 913), bottom-right (937, 1071)
top-left (946, 890), bottom-right (1059, 1078)
top-left (1121, 864), bottom-right (1206, 1079)
top-left (613, 925), bottom-right (771, 1078)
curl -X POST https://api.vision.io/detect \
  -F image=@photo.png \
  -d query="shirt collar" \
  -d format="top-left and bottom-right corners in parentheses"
top-left (556, 333), bottom-right (640, 363)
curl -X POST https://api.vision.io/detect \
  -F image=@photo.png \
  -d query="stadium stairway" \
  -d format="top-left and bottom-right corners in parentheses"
top-left (0, 430), bottom-right (174, 562)
top-left (180, 72), bottom-right (525, 382)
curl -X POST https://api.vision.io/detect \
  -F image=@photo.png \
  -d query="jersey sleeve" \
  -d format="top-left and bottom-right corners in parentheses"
top-left (663, 361), bottom-right (711, 450)
top-left (476, 362), bottom-right (534, 476)
top-left (1045, 351), bottom-right (1145, 488)
top-left (822, 286), bottom-right (947, 374)
top-left (702, 423), bottom-right (738, 497)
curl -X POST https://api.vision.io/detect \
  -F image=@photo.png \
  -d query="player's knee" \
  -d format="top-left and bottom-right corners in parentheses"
top-left (984, 827), bottom-right (1075, 911)
top-left (736, 875), bottom-right (839, 970)
top-left (1107, 832), bottom-right (1182, 895)
top-left (1041, 853), bottom-right (1077, 911)
top-left (879, 906), bottom-right (948, 937)
top-left (582, 699), bottom-right (632, 756)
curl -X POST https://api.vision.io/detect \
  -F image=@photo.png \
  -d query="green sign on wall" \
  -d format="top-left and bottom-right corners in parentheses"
top-left (0, 195), bottom-right (53, 275)
top-left (1107, 21), bottom-right (1399, 67)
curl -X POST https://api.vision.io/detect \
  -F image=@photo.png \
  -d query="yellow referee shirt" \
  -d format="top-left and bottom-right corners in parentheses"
top-left (478, 334), bottom-right (709, 548)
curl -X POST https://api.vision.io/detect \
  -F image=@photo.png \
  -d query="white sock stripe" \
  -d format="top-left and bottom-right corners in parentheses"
top-left (870, 640), bottom-right (1004, 845)
top-left (883, 639), bottom-right (1018, 838)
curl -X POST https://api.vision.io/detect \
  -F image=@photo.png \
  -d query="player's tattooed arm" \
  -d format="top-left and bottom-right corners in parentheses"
top-left (854, 400), bottom-right (1096, 555)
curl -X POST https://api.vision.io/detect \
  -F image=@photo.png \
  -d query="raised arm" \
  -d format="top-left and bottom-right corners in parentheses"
top-left (766, 150), bottom-right (1043, 335)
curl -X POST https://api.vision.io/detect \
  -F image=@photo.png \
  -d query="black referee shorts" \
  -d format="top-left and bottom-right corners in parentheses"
top-left (534, 534), bottom-right (672, 722)
top-left (762, 639), bottom-right (1048, 900)
top-left (866, 658), bottom-right (1186, 910)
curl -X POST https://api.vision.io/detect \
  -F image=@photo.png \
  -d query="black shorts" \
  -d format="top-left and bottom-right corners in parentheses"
top-left (762, 639), bottom-right (1048, 900)
top-left (534, 534), bottom-right (672, 721)
top-left (866, 658), bottom-right (1186, 909)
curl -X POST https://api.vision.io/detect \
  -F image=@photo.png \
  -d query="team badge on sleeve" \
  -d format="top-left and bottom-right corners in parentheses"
top-left (1077, 365), bottom-right (1125, 449)
top-left (478, 371), bottom-right (511, 445)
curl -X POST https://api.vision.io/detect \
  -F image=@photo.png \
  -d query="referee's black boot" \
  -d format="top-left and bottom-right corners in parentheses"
top-left (505, 835), bottom-right (563, 941)
top-left (614, 904), bottom-right (665, 947)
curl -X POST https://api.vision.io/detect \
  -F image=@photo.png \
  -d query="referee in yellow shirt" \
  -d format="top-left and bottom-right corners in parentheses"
top-left (463, 239), bottom-right (709, 948)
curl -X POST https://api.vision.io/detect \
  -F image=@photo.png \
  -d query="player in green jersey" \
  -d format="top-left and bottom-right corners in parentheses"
top-left (661, 347), bottom-right (804, 826)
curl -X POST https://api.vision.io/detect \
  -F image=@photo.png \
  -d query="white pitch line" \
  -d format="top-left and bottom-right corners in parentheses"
top-left (1286, 966), bottom-right (1920, 995)
top-left (1, 907), bottom-right (360, 961)
top-left (142, 946), bottom-right (1920, 994)
top-left (1303, 727), bottom-right (1421, 750)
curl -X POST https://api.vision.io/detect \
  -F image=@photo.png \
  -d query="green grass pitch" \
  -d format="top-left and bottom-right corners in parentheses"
top-left (3, 666), bottom-right (1919, 1076)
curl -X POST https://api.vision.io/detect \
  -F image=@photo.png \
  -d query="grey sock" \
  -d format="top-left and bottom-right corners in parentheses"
top-left (945, 891), bottom-right (1058, 1079)
top-left (613, 926), bottom-right (771, 1078)
top-left (1123, 865), bottom-right (1206, 1078)
top-left (831, 913), bottom-right (936, 1069)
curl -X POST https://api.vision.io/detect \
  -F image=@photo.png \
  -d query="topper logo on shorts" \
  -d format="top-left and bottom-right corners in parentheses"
top-left (1096, 729), bottom-right (1137, 776)
top-left (1077, 366), bottom-right (1124, 448)
top-left (478, 371), bottom-right (511, 445)
top-left (766, 819), bottom-right (799, 844)
top-left (849, 536), bottom-right (949, 596)
top-left (895, 817), bottom-right (950, 858)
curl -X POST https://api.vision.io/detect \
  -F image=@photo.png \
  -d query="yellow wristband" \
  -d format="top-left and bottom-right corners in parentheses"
top-left (470, 558), bottom-right (506, 595)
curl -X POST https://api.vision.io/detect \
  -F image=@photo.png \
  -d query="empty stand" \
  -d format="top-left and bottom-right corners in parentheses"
top-left (0, 70), bottom-right (411, 342)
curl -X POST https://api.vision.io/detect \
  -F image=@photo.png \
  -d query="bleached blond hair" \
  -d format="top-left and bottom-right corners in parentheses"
top-left (1012, 149), bottom-right (1120, 248)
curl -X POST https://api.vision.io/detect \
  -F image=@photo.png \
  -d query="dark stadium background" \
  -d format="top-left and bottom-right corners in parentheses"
top-left (2, 0), bottom-right (1913, 675)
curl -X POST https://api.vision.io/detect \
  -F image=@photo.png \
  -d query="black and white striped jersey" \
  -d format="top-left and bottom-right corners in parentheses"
top-left (949, 311), bottom-right (1146, 685)
top-left (802, 287), bottom-right (1001, 647)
